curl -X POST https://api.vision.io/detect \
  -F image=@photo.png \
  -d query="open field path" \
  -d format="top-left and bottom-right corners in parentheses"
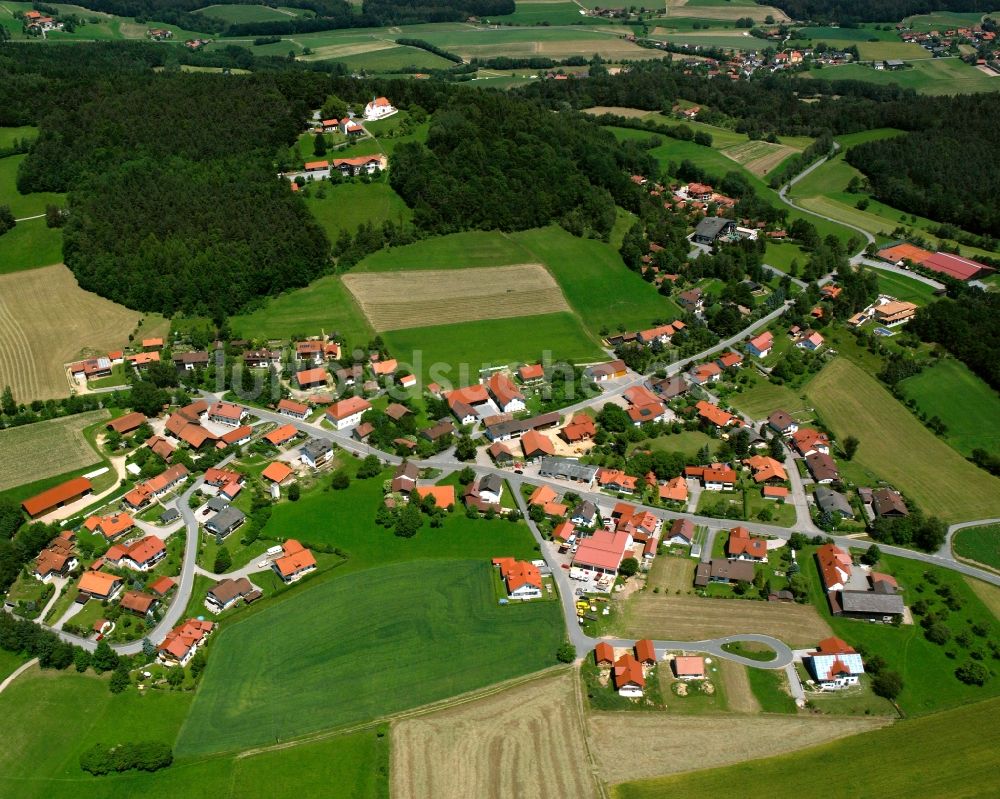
top-left (0, 658), bottom-right (38, 695)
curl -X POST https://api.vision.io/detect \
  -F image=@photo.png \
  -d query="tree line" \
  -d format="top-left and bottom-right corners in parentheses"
top-left (911, 290), bottom-right (1000, 390)
top-left (764, 0), bottom-right (993, 25)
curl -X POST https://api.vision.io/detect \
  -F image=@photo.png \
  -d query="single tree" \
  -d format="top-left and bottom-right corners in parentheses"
top-left (313, 132), bottom-right (328, 157)
top-left (860, 544), bottom-right (881, 566)
top-left (872, 670), bottom-right (903, 700)
top-left (843, 435), bottom-right (860, 460)
top-left (619, 557), bottom-right (640, 578)
top-left (287, 482), bottom-right (301, 501)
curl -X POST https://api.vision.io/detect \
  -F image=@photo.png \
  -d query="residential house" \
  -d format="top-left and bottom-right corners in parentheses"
top-left (585, 360), bottom-right (627, 382)
top-left (806, 452), bottom-right (840, 483)
top-left (77, 571), bottom-right (123, 602)
top-left (695, 401), bottom-right (739, 429)
top-left (570, 500), bottom-right (598, 527)
top-left (815, 486), bottom-right (854, 519)
top-left (391, 462), bottom-right (420, 495)
top-left (158, 619), bottom-right (215, 667)
top-left (333, 155), bottom-right (385, 176)
top-left (763, 485), bottom-right (789, 500)
top-left (805, 637), bottom-right (865, 690)
top-left (676, 288), bottom-right (704, 312)
top-left (127, 351), bottom-right (160, 371)
top-left (650, 375), bottom-right (689, 400)
top-left (108, 535), bottom-right (166, 572)
top-left (560, 413), bottom-right (596, 443)
top-left (122, 464), bottom-right (189, 510)
top-left (716, 350), bottom-right (743, 370)
top-left (659, 476), bottom-right (688, 504)
top-left (594, 641), bottom-right (615, 666)
top-left (686, 182), bottom-right (713, 201)
top-left (33, 533), bottom-right (78, 582)
top-left (623, 385), bottom-right (668, 425)
top-left (120, 590), bottom-right (157, 616)
top-left (474, 473), bottom-right (503, 504)
top-left (146, 435), bottom-right (175, 462)
top-left (689, 361), bottom-right (722, 385)
top-left (371, 358), bottom-right (398, 379)
top-left (244, 348), bottom-right (281, 368)
top-left (637, 323), bottom-right (678, 347)
top-left (521, 430), bottom-right (555, 460)
top-left (148, 576), bottom-right (175, 597)
top-left (744, 454), bottom-right (787, 483)
top-left (873, 300), bottom-right (917, 326)
top-left (22, 477), bottom-right (93, 518)
top-left (573, 530), bottom-right (633, 575)
top-left (665, 518), bottom-right (695, 545)
top-left (767, 410), bottom-right (798, 436)
top-left (326, 396), bottom-right (371, 430)
top-left (791, 428), bottom-right (830, 457)
top-left (278, 398), bottom-right (310, 419)
top-left (492, 557), bottom-right (543, 600)
top-left (205, 577), bottom-right (257, 613)
top-left (414, 485), bottom-right (456, 509)
top-left (685, 464), bottom-right (737, 491)
top-left (552, 520), bottom-right (576, 544)
top-left (420, 420), bottom-right (455, 443)
top-left (207, 402), bottom-right (246, 428)
top-left (364, 96), bottom-right (396, 120)
top-left (816, 543), bottom-right (853, 592)
top-left (265, 424), bottom-right (299, 447)
top-left (300, 438), bottom-right (334, 469)
top-left (142, 337), bottom-right (164, 351)
top-left (84, 512), bottom-right (136, 542)
top-left (612, 653), bottom-right (646, 696)
top-left (173, 351), bottom-right (209, 371)
top-left (693, 559), bottom-right (755, 586)
top-left (872, 488), bottom-right (908, 518)
top-left (538, 458), bottom-right (598, 485)
top-left (272, 539), bottom-right (317, 584)
top-left (795, 330), bottom-right (824, 351)
top-left (727, 526), bottom-right (768, 561)
top-left (385, 403), bottom-right (411, 422)
top-left (486, 372), bottom-right (525, 413)
top-left (673, 656), bottom-right (705, 680)
top-left (205, 507), bottom-right (246, 539)
top-left (518, 363), bottom-right (545, 383)
top-left (635, 639), bottom-right (657, 666)
top-left (746, 331), bottom-right (774, 358)
top-left (597, 468), bottom-right (639, 495)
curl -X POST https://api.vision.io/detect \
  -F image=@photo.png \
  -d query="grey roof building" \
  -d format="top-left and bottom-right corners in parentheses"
top-left (300, 437), bottom-right (333, 467)
top-left (693, 216), bottom-right (736, 244)
top-left (838, 590), bottom-right (905, 619)
top-left (538, 458), bottom-right (598, 484)
top-left (814, 486), bottom-right (854, 519)
top-left (205, 506), bottom-right (246, 539)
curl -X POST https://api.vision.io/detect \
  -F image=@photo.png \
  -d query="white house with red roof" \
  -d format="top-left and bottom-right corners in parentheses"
top-left (207, 402), bottom-right (247, 428)
top-left (805, 637), bottom-right (865, 690)
top-left (573, 530), bottom-right (633, 575)
top-left (325, 396), bottom-right (371, 430)
top-left (158, 619), bottom-right (215, 667)
top-left (492, 557), bottom-right (543, 600)
top-left (364, 96), bottom-right (396, 121)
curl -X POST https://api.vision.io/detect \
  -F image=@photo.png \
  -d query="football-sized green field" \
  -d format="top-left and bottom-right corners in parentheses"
top-left (806, 358), bottom-right (1000, 522)
top-left (195, 3), bottom-right (310, 23)
top-left (327, 44), bottom-right (455, 72)
top-left (0, 666), bottom-right (387, 799)
top-left (301, 181), bottom-right (413, 240)
top-left (612, 696), bottom-right (1000, 798)
top-left (383, 312), bottom-right (605, 379)
top-left (496, 2), bottom-right (593, 26)
top-left (0, 219), bottom-right (63, 274)
top-left (953, 524), bottom-right (1000, 570)
top-left (872, 269), bottom-right (939, 306)
top-left (898, 358), bottom-right (1000, 457)
top-left (176, 559), bottom-right (563, 756)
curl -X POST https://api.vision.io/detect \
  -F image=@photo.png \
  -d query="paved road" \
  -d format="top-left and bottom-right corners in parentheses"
top-left (939, 518), bottom-right (1000, 560)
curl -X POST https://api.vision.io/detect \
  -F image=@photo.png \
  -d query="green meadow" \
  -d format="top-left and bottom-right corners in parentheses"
top-left (952, 525), bottom-right (1000, 571)
top-left (0, 154), bottom-right (66, 218)
top-left (800, 57), bottom-right (1000, 95)
top-left (872, 269), bottom-right (940, 306)
top-left (0, 219), bottom-right (63, 273)
top-left (301, 181), bottom-right (413, 240)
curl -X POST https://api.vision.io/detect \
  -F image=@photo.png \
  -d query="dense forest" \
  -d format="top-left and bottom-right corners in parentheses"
top-left (13, 54), bottom-right (333, 317)
top-left (846, 115), bottom-right (1000, 238)
top-left (389, 92), bottom-right (651, 235)
top-left (765, 0), bottom-right (993, 24)
top-left (911, 292), bottom-right (1000, 390)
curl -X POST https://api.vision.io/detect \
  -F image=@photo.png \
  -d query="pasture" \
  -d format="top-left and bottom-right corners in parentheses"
top-left (0, 218), bottom-right (63, 274)
top-left (0, 410), bottom-right (108, 492)
top-left (0, 155), bottom-right (66, 219)
top-left (0, 264), bottom-right (140, 402)
top-left (0, 126), bottom-right (37, 149)
top-left (301, 181), bottom-right (412, 240)
top-left (495, 2), bottom-right (593, 26)
top-left (327, 44), bottom-right (455, 72)
top-left (392, 670), bottom-right (597, 799)
top-left (195, 3), bottom-right (308, 22)
top-left (661, 0), bottom-right (789, 22)
top-left (856, 41), bottom-right (933, 61)
top-left (591, 711), bottom-right (885, 786)
top-left (176, 559), bottom-right (563, 757)
top-left (612, 698), bottom-right (1000, 799)
top-left (617, 593), bottom-right (832, 648)
top-left (798, 57), bottom-right (1000, 94)
top-left (726, 371), bottom-right (813, 420)
top-left (898, 358), bottom-right (1000, 457)
top-left (952, 524), bottom-right (1000, 570)
top-left (342, 264), bottom-right (570, 331)
top-left (0, 665), bottom-right (386, 799)
top-left (806, 358), bottom-right (1000, 522)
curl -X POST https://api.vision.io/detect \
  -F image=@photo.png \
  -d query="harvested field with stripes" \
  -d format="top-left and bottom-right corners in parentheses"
top-left (722, 140), bottom-right (798, 176)
top-left (0, 409), bottom-right (108, 491)
top-left (342, 264), bottom-right (570, 331)
top-left (663, 0), bottom-right (790, 22)
top-left (0, 264), bottom-right (140, 401)
top-left (391, 670), bottom-right (597, 799)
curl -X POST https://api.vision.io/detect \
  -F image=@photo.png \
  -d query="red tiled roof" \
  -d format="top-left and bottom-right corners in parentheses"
top-left (415, 486), bottom-right (456, 507)
top-left (278, 398), bottom-right (309, 416)
top-left (727, 526), bottom-right (767, 559)
top-left (327, 396), bottom-right (371, 421)
top-left (613, 653), bottom-right (645, 689)
top-left (22, 477), bottom-right (92, 517)
top-left (265, 424), bottom-right (298, 446)
top-left (262, 461), bottom-right (294, 483)
top-left (521, 430), bottom-right (555, 458)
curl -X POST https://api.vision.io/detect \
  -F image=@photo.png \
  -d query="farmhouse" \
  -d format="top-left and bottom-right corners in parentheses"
top-left (488, 441), bottom-right (516, 465)
top-left (207, 402), bottom-right (247, 427)
top-left (492, 557), bottom-right (543, 600)
top-left (278, 398), bottom-right (310, 419)
top-left (300, 438), bottom-right (334, 468)
top-left (673, 656), bottom-right (705, 680)
top-left (107, 412), bottom-right (148, 436)
top-left (816, 543), bottom-right (853, 592)
top-left (585, 359), bottom-right (627, 382)
top-left (521, 430), bottom-right (555, 460)
top-left (158, 619), bottom-right (215, 667)
top-left (921, 251), bottom-right (994, 281)
top-left (364, 96), bottom-right (396, 121)
top-left (326, 396), bottom-right (371, 430)
top-left (806, 637), bottom-right (865, 690)
top-left (518, 363), bottom-right (545, 383)
top-left (77, 571), bottom-right (123, 602)
top-left (22, 477), bottom-right (93, 518)
top-left (676, 288), bottom-right (704, 312)
top-left (420, 420), bottom-right (455, 443)
top-left (485, 411), bottom-right (560, 442)
top-left (173, 351), bottom-right (209, 371)
top-left (69, 356), bottom-right (113, 381)
top-left (272, 539), bottom-right (317, 584)
top-left (486, 372), bottom-right (525, 413)
top-left (839, 590), bottom-right (905, 622)
top-left (573, 530), bottom-right (633, 575)
top-left (538, 458), bottom-right (598, 485)
top-left (694, 558), bottom-right (755, 587)
top-left (746, 331), bottom-right (774, 358)
top-left (727, 526), bottom-right (768, 561)
top-left (205, 577), bottom-right (257, 614)
top-left (146, 435), bottom-right (175, 461)
top-left (560, 413), bottom-right (596, 443)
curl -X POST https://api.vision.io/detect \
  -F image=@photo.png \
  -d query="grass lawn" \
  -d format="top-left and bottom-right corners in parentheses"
top-left (0, 649), bottom-right (29, 681)
top-left (725, 371), bottom-right (811, 420)
top-left (611, 697), bottom-right (1000, 799)
top-left (495, 2), bottom-right (595, 26)
top-left (800, 546), bottom-right (1000, 716)
top-left (230, 273), bottom-right (373, 349)
top-left (745, 666), bottom-right (797, 714)
top-left (764, 241), bottom-right (809, 272)
top-left (806, 358), bottom-right (1000, 523)
top-left (176, 559), bottom-right (563, 757)
top-left (634, 429), bottom-right (716, 459)
top-left (873, 269), bottom-right (940, 306)
top-left (0, 219), bottom-right (63, 274)
top-left (0, 125), bottom-right (37, 149)
top-left (300, 180), bottom-right (412, 240)
top-left (382, 312), bottom-right (606, 381)
top-left (897, 358), bottom-right (1000, 458)
top-left (0, 665), bottom-right (387, 799)
top-left (952, 524), bottom-right (1000, 571)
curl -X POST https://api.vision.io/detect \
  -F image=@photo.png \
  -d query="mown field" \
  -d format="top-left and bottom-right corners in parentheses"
top-left (591, 711), bottom-right (885, 786)
top-left (612, 697), bottom-right (1000, 798)
top-left (392, 669), bottom-right (596, 799)
top-left (0, 154), bottom-right (66, 219)
top-left (176, 559), bottom-right (563, 757)
top-left (195, 3), bottom-right (310, 23)
top-left (873, 269), bottom-right (940, 306)
top-left (807, 358), bottom-right (1000, 523)
top-left (898, 358), bottom-right (1000, 457)
top-left (0, 409), bottom-right (108, 492)
top-left (301, 181), bottom-right (412, 240)
top-left (0, 218), bottom-right (63, 274)
top-left (953, 525), bottom-right (1000, 570)
top-left (799, 57), bottom-right (1000, 95)
top-left (0, 264), bottom-right (140, 402)
top-left (0, 665), bottom-right (388, 799)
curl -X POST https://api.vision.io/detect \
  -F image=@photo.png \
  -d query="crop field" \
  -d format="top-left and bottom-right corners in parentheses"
top-left (662, 0), bottom-right (789, 21)
top-left (807, 358), bottom-right (1000, 522)
top-left (582, 106), bottom-right (659, 119)
top-left (0, 666), bottom-right (387, 799)
top-left (613, 697), bottom-right (1000, 799)
top-left (195, 3), bottom-right (308, 22)
top-left (953, 525), bottom-right (1000, 570)
top-left (299, 39), bottom-right (400, 62)
top-left (716, 659), bottom-right (760, 713)
top-left (302, 182), bottom-right (412, 240)
top-left (0, 409), bottom-right (108, 492)
top-left (721, 140), bottom-right (798, 176)
top-left (798, 57), bottom-right (1000, 94)
top-left (342, 264), bottom-right (570, 332)
top-left (383, 312), bottom-right (605, 379)
top-left (856, 41), bottom-right (934, 61)
top-left (590, 711), bottom-right (886, 786)
top-left (392, 670), bottom-right (597, 799)
top-left (618, 593), bottom-right (832, 648)
top-left (328, 44), bottom-right (455, 72)
top-left (898, 358), bottom-right (1000, 457)
top-left (496, 2), bottom-right (594, 26)
top-left (176, 559), bottom-right (563, 757)
top-left (967, 577), bottom-right (1000, 620)
top-left (0, 264), bottom-right (140, 402)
